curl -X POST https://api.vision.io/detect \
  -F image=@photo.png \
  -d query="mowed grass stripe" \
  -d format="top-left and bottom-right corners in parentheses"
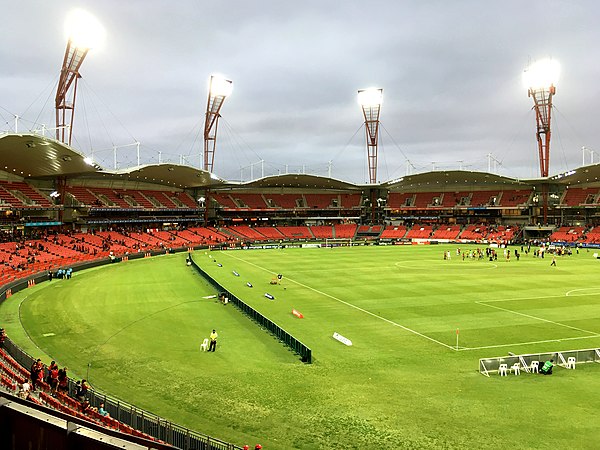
top-left (219, 250), bottom-right (456, 350)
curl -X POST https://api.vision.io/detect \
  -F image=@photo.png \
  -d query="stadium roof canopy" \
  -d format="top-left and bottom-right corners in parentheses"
top-left (0, 133), bottom-right (100, 178)
top-left (0, 134), bottom-right (365, 190)
top-left (0, 134), bottom-right (226, 189)
top-left (77, 164), bottom-right (227, 189)
top-left (383, 170), bottom-right (529, 190)
top-left (232, 174), bottom-right (364, 190)
top-left (3, 133), bottom-right (600, 190)
top-left (548, 164), bottom-right (600, 186)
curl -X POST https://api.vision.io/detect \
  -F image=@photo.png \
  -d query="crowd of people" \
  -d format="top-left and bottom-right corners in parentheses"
top-left (18, 357), bottom-right (106, 416)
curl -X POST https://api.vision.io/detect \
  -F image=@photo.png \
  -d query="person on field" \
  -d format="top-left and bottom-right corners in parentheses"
top-left (540, 359), bottom-right (554, 375)
top-left (550, 254), bottom-right (557, 266)
top-left (209, 329), bottom-right (218, 352)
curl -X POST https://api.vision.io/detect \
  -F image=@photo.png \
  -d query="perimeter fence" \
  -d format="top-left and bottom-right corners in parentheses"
top-left (0, 251), bottom-right (242, 450)
top-left (189, 254), bottom-right (312, 363)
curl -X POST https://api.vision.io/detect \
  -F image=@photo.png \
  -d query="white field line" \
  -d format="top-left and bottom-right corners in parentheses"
top-left (565, 287), bottom-right (600, 296)
top-left (221, 252), bottom-right (456, 350)
top-left (475, 300), bottom-right (598, 336)
top-left (393, 261), bottom-right (498, 270)
top-left (459, 334), bottom-right (600, 351)
top-left (475, 288), bottom-right (600, 305)
top-left (476, 294), bottom-right (562, 304)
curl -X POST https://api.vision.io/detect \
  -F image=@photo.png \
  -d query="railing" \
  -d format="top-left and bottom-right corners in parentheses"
top-left (189, 254), bottom-right (312, 363)
top-left (1, 336), bottom-right (240, 450)
top-left (0, 253), bottom-right (242, 450)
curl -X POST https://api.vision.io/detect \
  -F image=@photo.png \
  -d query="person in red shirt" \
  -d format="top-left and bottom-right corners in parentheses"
top-left (46, 361), bottom-right (58, 382)
top-left (57, 367), bottom-right (68, 393)
top-left (49, 365), bottom-right (59, 393)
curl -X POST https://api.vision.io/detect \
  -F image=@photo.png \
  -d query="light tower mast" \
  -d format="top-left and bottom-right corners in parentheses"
top-left (203, 75), bottom-right (233, 173)
top-left (358, 88), bottom-right (383, 184)
top-left (523, 58), bottom-right (560, 223)
top-left (55, 10), bottom-right (105, 146)
top-left (524, 59), bottom-right (559, 178)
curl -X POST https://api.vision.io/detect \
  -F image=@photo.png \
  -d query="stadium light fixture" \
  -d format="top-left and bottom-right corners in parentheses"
top-left (64, 9), bottom-right (106, 50)
top-left (358, 87), bottom-right (383, 185)
top-left (523, 58), bottom-right (559, 224)
top-left (55, 9), bottom-right (105, 146)
top-left (358, 88), bottom-right (383, 107)
top-left (522, 58), bottom-right (560, 92)
top-left (203, 75), bottom-right (233, 173)
top-left (209, 75), bottom-right (234, 98)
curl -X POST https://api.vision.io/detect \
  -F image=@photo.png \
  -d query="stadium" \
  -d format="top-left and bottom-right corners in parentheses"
top-left (2, 5), bottom-right (600, 450)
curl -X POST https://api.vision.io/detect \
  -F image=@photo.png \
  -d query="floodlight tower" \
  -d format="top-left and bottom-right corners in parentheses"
top-left (55, 9), bottom-right (105, 146)
top-left (523, 59), bottom-right (559, 178)
top-left (358, 88), bottom-right (383, 184)
top-left (523, 58), bottom-right (560, 223)
top-left (203, 75), bottom-right (233, 173)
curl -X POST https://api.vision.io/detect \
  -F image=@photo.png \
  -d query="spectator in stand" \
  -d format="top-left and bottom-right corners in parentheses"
top-left (98, 402), bottom-right (110, 417)
top-left (75, 379), bottom-right (90, 401)
top-left (48, 363), bottom-right (59, 394)
top-left (0, 327), bottom-right (6, 348)
top-left (30, 359), bottom-right (42, 391)
top-left (46, 360), bottom-right (58, 384)
top-left (57, 367), bottom-right (68, 393)
top-left (81, 399), bottom-right (95, 413)
top-left (36, 362), bottom-right (45, 386)
top-left (18, 380), bottom-right (31, 400)
top-left (74, 380), bottom-right (82, 398)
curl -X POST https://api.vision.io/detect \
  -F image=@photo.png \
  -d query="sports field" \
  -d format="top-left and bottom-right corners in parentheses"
top-left (2, 244), bottom-right (600, 449)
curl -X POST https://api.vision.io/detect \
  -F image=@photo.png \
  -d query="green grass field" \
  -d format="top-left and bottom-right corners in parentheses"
top-left (2, 244), bottom-right (600, 449)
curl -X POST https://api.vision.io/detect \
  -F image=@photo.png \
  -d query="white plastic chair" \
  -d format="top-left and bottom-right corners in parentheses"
top-left (200, 338), bottom-right (209, 352)
top-left (567, 357), bottom-right (576, 369)
top-left (530, 361), bottom-right (539, 373)
top-left (498, 364), bottom-right (508, 376)
top-left (511, 363), bottom-right (520, 375)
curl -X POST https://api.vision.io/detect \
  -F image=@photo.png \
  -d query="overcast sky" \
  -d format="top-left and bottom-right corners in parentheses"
top-left (2, 1), bottom-right (600, 184)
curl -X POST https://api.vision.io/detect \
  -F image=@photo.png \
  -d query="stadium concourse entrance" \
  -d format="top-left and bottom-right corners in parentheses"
top-left (522, 225), bottom-right (554, 241)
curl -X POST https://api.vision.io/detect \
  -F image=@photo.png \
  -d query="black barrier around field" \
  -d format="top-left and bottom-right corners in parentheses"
top-left (189, 254), bottom-right (313, 363)
top-left (1, 337), bottom-right (239, 450)
top-left (0, 249), bottom-right (241, 450)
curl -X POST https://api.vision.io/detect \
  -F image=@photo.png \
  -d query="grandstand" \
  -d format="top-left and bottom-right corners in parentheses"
top-left (2, 135), bottom-right (600, 448)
